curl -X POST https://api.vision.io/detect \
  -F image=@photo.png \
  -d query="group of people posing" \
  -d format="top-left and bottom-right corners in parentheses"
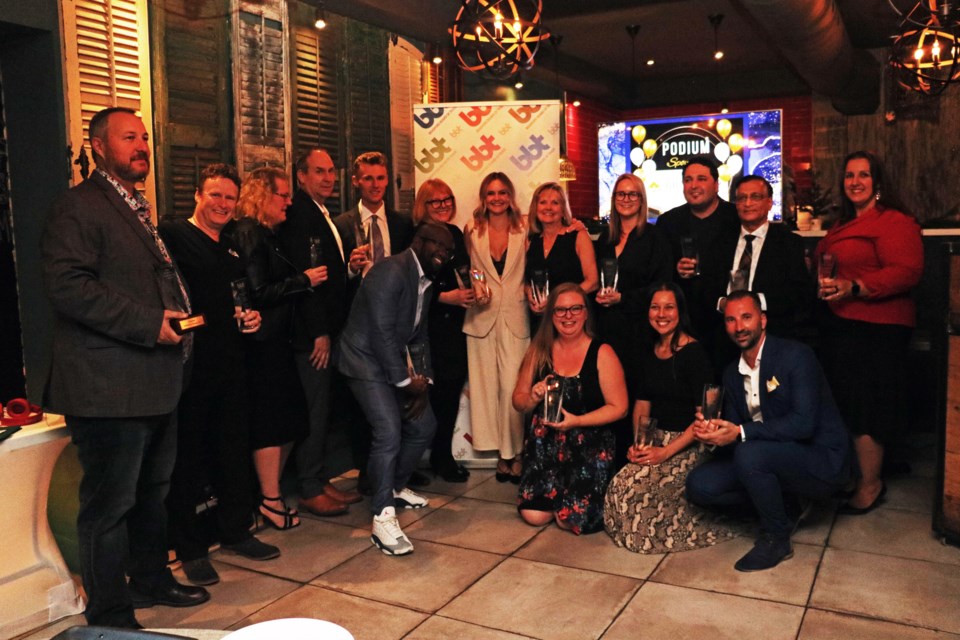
top-left (40, 105), bottom-right (923, 629)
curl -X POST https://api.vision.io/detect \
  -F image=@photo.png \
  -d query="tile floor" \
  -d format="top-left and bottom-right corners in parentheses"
top-left (19, 446), bottom-right (960, 640)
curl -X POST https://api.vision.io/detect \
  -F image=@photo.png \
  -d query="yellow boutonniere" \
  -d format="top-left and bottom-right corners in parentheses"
top-left (766, 376), bottom-right (780, 393)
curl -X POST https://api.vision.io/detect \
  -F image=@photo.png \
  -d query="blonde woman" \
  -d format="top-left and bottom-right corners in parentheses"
top-left (463, 172), bottom-right (529, 483)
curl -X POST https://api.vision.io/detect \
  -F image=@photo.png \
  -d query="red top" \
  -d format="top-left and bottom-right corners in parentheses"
top-left (816, 206), bottom-right (923, 327)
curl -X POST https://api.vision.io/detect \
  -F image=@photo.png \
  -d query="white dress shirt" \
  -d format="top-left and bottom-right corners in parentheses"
top-left (312, 198), bottom-right (345, 262)
top-left (736, 334), bottom-right (767, 440)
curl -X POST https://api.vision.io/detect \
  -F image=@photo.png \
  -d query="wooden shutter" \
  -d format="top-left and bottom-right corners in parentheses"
top-left (291, 15), bottom-right (344, 216)
top-left (342, 22), bottom-right (390, 168)
top-left (61, 0), bottom-right (156, 205)
top-left (151, 0), bottom-right (234, 220)
top-left (233, 0), bottom-right (290, 175)
top-left (388, 38), bottom-right (425, 215)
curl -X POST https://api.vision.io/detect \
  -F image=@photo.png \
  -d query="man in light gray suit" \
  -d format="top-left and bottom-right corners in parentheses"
top-left (338, 223), bottom-right (454, 556)
top-left (41, 107), bottom-right (209, 628)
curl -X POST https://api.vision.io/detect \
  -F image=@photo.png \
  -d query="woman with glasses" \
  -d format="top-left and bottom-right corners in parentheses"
top-left (230, 167), bottom-right (327, 530)
top-left (464, 172), bottom-right (530, 483)
top-left (512, 283), bottom-right (628, 534)
top-left (524, 182), bottom-right (598, 334)
top-left (604, 282), bottom-right (742, 552)
top-left (412, 179), bottom-right (474, 482)
top-left (594, 173), bottom-right (673, 465)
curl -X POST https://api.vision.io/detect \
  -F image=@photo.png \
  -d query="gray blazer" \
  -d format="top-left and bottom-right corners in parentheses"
top-left (40, 171), bottom-right (185, 417)
top-left (337, 249), bottom-right (432, 385)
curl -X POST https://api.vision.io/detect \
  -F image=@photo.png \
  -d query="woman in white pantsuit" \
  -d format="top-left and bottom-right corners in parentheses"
top-left (463, 172), bottom-right (530, 483)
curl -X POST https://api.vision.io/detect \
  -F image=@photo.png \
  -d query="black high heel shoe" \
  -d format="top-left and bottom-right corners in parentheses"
top-left (258, 496), bottom-right (300, 530)
top-left (837, 483), bottom-right (887, 515)
top-left (495, 459), bottom-right (512, 483)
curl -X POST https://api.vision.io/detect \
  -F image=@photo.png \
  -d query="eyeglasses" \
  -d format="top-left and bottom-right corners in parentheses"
top-left (553, 304), bottom-right (586, 317)
top-left (273, 191), bottom-right (291, 200)
top-left (426, 196), bottom-right (454, 209)
top-left (734, 193), bottom-right (769, 203)
top-left (614, 191), bottom-right (641, 202)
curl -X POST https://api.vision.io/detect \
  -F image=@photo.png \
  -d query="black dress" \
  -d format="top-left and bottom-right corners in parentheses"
top-left (525, 231), bottom-right (584, 334)
top-left (518, 340), bottom-right (614, 535)
top-left (604, 342), bottom-right (744, 553)
top-left (159, 219), bottom-right (255, 559)
top-left (228, 218), bottom-right (311, 448)
top-left (426, 222), bottom-right (470, 470)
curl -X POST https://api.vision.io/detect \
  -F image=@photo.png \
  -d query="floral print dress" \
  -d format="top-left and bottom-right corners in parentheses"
top-left (518, 340), bottom-right (615, 534)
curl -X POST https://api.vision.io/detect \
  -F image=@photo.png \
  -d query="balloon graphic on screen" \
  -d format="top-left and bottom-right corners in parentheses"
top-left (728, 133), bottom-right (745, 154)
top-left (642, 139), bottom-right (658, 159)
top-left (714, 141), bottom-right (731, 163)
top-left (718, 163), bottom-right (733, 182)
top-left (641, 159), bottom-right (657, 175)
top-left (725, 154), bottom-right (743, 175)
top-left (631, 125), bottom-right (647, 144)
top-left (630, 147), bottom-right (647, 168)
top-left (716, 119), bottom-right (732, 140)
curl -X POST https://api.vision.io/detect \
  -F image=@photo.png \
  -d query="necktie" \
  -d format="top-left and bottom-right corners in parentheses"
top-left (370, 214), bottom-right (385, 262)
top-left (733, 234), bottom-right (755, 291)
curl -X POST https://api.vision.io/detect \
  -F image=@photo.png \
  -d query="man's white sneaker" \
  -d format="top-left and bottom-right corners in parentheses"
top-left (394, 487), bottom-right (429, 509)
top-left (371, 507), bottom-right (414, 556)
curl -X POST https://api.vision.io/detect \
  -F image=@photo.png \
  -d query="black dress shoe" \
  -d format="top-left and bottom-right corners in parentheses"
top-left (182, 558), bottom-right (220, 586)
top-left (129, 579), bottom-right (211, 609)
top-left (407, 470), bottom-right (431, 487)
top-left (434, 461), bottom-right (470, 483)
top-left (221, 535), bottom-right (281, 560)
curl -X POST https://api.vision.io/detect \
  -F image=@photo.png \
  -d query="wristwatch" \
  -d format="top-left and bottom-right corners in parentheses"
top-left (850, 281), bottom-right (861, 297)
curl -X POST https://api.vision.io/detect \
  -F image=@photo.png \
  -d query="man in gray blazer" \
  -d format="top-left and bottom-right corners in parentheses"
top-left (338, 223), bottom-right (454, 556)
top-left (41, 107), bottom-right (209, 628)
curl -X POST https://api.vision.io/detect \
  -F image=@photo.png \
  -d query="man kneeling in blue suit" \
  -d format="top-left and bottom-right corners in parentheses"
top-left (337, 222), bottom-right (455, 555)
top-left (686, 290), bottom-right (852, 571)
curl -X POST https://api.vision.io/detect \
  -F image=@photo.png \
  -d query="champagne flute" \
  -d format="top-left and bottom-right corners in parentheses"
top-left (230, 279), bottom-right (252, 332)
top-left (308, 236), bottom-right (324, 268)
top-left (680, 237), bottom-right (700, 277)
top-left (818, 253), bottom-right (838, 299)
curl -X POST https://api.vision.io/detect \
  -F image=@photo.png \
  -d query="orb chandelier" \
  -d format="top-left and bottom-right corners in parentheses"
top-left (449, 0), bottom-right (550, 79)
top-left (889, 0), bottom-right (960, 96)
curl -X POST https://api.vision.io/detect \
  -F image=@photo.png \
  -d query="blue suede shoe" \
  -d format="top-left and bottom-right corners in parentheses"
top-left (734, 534), bottom-right (794, 572)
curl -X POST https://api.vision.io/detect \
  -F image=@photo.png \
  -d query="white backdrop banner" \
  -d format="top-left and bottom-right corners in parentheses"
top-left (413, 100), bottom-right (561, 228)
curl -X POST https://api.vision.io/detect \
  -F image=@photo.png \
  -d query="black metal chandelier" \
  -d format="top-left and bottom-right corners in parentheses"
top-left (449, 0), bottom-right (550, 79)
top-left (889, 0), bottom-right (960, 96)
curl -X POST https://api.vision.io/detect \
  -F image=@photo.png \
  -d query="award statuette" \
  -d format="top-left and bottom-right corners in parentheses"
top-left (157, 263), bottom-right (205, 334)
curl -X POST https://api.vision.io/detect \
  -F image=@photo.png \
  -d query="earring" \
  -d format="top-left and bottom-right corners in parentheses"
top-left (875, 190), bottom-right (881, 201)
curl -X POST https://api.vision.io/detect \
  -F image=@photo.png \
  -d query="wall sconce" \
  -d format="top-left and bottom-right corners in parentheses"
top-left (890, 1), bottom-right (960, 96)
top-left (450, 0), bottom-right (550, 79)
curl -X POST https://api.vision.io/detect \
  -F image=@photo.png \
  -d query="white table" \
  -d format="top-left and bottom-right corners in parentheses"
top-left (0, 415), bottom-right (84, 638)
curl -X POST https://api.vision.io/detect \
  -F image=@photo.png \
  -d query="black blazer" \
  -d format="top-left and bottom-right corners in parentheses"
top-left (277, 190), bottom-right (349, 351)
top-left (41, 171), bottom-right (185, 417)
top-left (706, 223), bottom-right (814, 338)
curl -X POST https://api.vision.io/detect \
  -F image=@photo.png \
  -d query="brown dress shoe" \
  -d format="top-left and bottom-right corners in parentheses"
top-left (324, 483), bottom-right (363, 505)
top-left (299, 493), bottom-right (348, 516)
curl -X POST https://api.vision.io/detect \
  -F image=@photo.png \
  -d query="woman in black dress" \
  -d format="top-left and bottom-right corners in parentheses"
top-left (524, 182), bottom-right (598, 334)
top-left (604, 282), bottom-right (742, 552)
top-left (594, 173), bottom-right (674, 466)
top-left (512, 283), bottom-right (628, 534)
top-left (412, 178), bottom-right (474, 482)
top-left (230, 167), bottom-right (327, 530)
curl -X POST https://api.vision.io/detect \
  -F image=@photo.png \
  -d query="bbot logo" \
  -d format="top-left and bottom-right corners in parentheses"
top-left (459, 135), bottom-right (501, 171)
top-left (507, 104), bottom-right (541, 123)
top-left (413, 107), bottom-right (445, 129)
top-left (510, 135), bottom-right (551, 171)
top-left (413, 137), bottom-right (453, 174)
top-left (458, 105), bottom-right (493, 127)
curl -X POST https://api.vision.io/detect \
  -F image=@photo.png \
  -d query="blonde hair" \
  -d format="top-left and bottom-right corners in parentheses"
top-left (471, 172), bottom-right (524, 236)
top-left (237, 166), bottom-right (289, 225)
top-left (525, 283), bottom-right (594, 377)
top-left (607, 173), bottom-right (649, 243)
top-left (412, 178), bottom-right (456, 225)
top-left (527, 182), bottom-right (572, 234)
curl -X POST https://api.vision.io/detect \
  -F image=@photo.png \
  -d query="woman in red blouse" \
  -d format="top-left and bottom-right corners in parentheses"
top-left (816, 150), bottom-right (923, 514)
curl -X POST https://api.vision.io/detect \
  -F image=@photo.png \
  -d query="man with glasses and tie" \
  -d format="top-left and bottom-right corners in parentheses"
top-left (706, 175), bottom-right (813, 368)
top-left (278, 148), bottom-right (362, 517)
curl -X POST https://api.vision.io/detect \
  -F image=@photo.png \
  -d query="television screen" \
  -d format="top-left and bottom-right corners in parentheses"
top-left (598, 109), bottom-right (783, 223)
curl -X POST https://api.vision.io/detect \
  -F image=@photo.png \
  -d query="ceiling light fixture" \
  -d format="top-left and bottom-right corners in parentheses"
top-left (889, 0), bottom-right (960, 95)
top-left (709, 14), bottom-right (726, 114)
top-left (626, 25), bottom-right (641, 79)
top-left (314, 2), bottom-right (326, 30)
top-left (450, 0), bottom-right (550, 79)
